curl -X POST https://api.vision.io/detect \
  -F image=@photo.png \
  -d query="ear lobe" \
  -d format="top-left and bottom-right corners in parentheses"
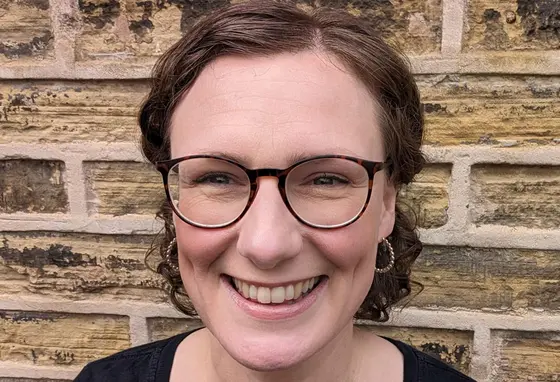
top-left (377, 176), bottom-right (397, 241)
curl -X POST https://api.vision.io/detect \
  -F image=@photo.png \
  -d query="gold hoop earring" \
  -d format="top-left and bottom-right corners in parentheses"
top-left (375, 237), bottom-right (395, 274)
top-left (164, 237), bottom-right (179, 273)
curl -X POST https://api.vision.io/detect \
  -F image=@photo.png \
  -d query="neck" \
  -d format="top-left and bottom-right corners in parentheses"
top-left (206, 322), bottom-right (361, 382)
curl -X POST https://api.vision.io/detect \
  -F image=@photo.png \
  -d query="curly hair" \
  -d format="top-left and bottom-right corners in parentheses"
top-left (141, 0), bottom-right (425, 322)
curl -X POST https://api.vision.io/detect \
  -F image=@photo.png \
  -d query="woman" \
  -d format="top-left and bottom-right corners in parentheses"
top-left (75, 1), bottom-right (475, 381)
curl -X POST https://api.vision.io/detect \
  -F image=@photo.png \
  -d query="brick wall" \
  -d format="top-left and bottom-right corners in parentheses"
top-left (0, 1), bottom-right (558, 381)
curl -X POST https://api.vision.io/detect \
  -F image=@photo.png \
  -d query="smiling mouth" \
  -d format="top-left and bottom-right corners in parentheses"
top-left (227, 275), bottom-right (326, 305)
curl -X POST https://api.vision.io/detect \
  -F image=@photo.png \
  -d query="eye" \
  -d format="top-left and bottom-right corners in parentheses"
top-left (312, 174), bottom-right (349, 186)
top-left (195, 173), bottom-right (233, 185)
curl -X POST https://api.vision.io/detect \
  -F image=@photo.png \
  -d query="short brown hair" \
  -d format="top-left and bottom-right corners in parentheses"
top-left (140, 0), bottom-right (425, 322)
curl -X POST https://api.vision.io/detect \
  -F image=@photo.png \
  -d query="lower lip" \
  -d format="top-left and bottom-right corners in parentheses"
top-left (222, 276), bottom-right (327, 321)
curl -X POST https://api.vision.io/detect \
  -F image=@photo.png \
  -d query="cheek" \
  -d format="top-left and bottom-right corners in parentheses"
top-left (324, 195), bottom-right (382, 262)
top-left (174, 217), bottom-right (233, 277)
top-left (309, 204), bottom-right (381, 272)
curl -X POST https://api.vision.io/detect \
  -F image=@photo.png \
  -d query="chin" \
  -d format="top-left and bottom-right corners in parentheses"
top-left (223, 332), bottom-right (316, 372)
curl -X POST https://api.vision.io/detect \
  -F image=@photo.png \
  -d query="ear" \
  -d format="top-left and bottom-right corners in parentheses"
top-left (377, 173), bottom-right (397, 242)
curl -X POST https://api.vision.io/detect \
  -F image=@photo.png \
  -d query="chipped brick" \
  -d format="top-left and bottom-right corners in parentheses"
top-left (0, 1), bottom-right (54, 63)
top-left (0, 310), bottom-right (129, 367)
top-left (398, 164), bottom-right (451, 228)
top-left (0, 232), bottom-right (166, 302)
top-left (0, 81), bottom-right (148, 143)
top-left (492, 330), bottom-right (560, 381)
top-left (410, 246), bottom-right (560, 312)
top-left (147, 317), bottom-right (203, 341)
top-left (84, 161), bottom-right (163, 216)
top-left (465, 0), bottom-right (560, 51)
top-left (0, 160), bottom-right (68, 214)
top-left (470, 164), bottom-right (560, 229)
top-left (417, 75), bottom-right (560, 146)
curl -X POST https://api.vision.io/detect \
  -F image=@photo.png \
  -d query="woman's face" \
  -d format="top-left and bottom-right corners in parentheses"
top-left (169, 51), bottom-right (396, 370)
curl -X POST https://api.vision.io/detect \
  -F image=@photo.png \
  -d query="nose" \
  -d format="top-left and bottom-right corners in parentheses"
top-left (236, 177), bottom-right (302, 270)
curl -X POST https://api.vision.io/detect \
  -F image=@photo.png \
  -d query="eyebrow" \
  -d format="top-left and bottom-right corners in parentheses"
top-left (201, 150), bottom-right (365, 168)
top-left (201, 151), bottom-right (252, 166)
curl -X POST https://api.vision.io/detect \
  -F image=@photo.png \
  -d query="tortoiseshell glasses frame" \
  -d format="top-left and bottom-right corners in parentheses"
top-left (155, 154), bottom-right (385, 229)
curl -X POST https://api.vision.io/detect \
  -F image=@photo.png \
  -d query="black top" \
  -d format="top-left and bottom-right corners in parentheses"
top-left (74, 328), bottom-right (476, 382)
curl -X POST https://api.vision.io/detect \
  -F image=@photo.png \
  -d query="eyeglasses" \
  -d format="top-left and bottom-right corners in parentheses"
top-left (156, 155), bottom-right (385, 229)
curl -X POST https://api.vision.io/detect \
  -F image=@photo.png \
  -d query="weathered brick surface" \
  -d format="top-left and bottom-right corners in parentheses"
top-left (75, 0), bottom-right (222, 62)
top-left (417, 75), bottom-right (560, 146)
top-left (84, 161), bottom-right (162, 216)
top-left (0, 232), bottom-right (166, 302)
top-left (147, 317), bottom-right (203, 342)
top-left (299, 0), bottom-right (442, 54)
top-left (465, 0), bottom-right (560, 51)
top-left (410, 246), bottom-right (560, 312)
top-left (74, 0), bottom-right (441, 63)
top-left (364, 326), bottom-right (472, 374)
top-left (1, 1), bottom-right (559, 381)
top-left (0, 0), bottom-right (54, 64)
top-left (0, 81), bottom-right (147, 144)
top-left (492, 330), bottom-right (560, 381)
top-left (470, 164), bottom-right (560, 229)
top-left (0, 160), bottom-right (67, 214)
top-left (398, 164), bottom-right (451, 229)
top-left (0, 310), bottom-right (129, 367)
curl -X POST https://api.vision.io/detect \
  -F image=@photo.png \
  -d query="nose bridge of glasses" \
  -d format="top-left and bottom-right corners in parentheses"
top-left (246, 168), bottom-right (290, 210)
top-left (247, 168), bottom-right (288, 185)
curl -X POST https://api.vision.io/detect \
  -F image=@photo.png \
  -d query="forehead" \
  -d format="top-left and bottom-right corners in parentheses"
top-left (170, 50), bottom-right (383, 167)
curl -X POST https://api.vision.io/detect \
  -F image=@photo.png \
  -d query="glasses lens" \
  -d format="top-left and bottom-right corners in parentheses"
top-left (167, 158), bottom-right (250, 227)
top-left (286, 158), bottom-right (370, 227)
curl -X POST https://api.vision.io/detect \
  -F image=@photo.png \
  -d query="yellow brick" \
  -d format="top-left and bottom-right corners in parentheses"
top-left (0, 81), bottom-right (148, 144)
top-left (398, 164), bottom-right (451, 228)
top-left (492, 330), bottom-right (560, 381)
top-left (470, 165), bottom-right (560, 229)
top-left (299, 0), bottom-right (442, 54)
top-left (410, 246), bottom-right (560, 312)
top-left (84, 161), bottom-right (163, 216)
top-left (76, 0), bottom-right (190, 62)
top-left (0, 160), bottom-right (67, 213)
top-left (0, 311), bottom-right (129, 367)
top-left (361, 326), bottom-right (473, 375)
top-left (0, 1), bottom-right (53, 64)
top-left (75, 0), bottom-right (442, 63)
top-left (0, 232), bottom-right (166, 302)
top-left (147, 317), bottom-right (203, 341)
top-left (417, 75), bottom-right (560, 146)
top-left (464, 0), bottom-right (560, 51)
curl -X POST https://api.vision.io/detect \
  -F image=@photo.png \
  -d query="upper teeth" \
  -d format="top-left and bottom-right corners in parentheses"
top-left (232, 277), bottom-right (320, 304)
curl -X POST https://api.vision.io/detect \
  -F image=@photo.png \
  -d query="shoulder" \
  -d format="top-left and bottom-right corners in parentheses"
top-left (73, 333), bottom-right (188, 382)
top-left (383, 337), bottom-right (477, 382)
